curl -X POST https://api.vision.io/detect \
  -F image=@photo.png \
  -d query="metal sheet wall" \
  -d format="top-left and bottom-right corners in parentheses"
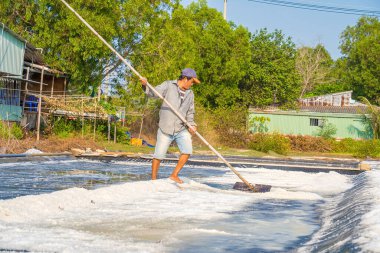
top-left (0, 27), bottom-right (26, 76)
top-left (249, 112), bottom-right (372, 139)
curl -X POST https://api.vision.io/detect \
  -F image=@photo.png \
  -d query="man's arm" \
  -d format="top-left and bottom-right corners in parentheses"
top-left (140, 78), bottom-right (168, 98)
top-left (186, 95), bottom-right (197, 134)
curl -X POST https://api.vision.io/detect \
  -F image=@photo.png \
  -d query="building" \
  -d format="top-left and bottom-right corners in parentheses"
top-left (249, 91), bottom-right (372, 139)
top-left (0, 23), bottom-right (69, 128)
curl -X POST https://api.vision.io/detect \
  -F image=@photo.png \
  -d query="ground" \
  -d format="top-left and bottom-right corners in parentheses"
top-left (0, 135), bottom-right (361, 162)
top-left (0, 136), bottom-right (102, 154)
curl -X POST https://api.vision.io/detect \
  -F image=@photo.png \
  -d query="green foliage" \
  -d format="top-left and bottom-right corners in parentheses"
top-left (240, 29), bottom-right (301, 107)
top-left (112, 126), bottom-right (130, 144)
top-left (339, 17), bottom-right (380, 104)
top-left (0, 0), bottom-right (174, 92)
top-left (11, 124), bottom-right (24, 139)
top-left (209, 105), bottom-right (249, 148)
top-left (249, 116), bottom-right (270, 133)
top-left (50, 116), bottom-right (130, 143)
top-left (0, 122), bottom-right (23, 140)
top-left (314, 120), bottom-right (337, 139)
top-left (132, 2), bottom-right (251, 109)
top-left (331, 138), bottom-right (360, 153)
top-left (360, 97), bottom-right (380, 139)
top-left (353, 139), bottom-right (380, 158)
top-left (52, 117), bottom-right (76, 138)
top-left (248, 133), bottom-right (291, 155)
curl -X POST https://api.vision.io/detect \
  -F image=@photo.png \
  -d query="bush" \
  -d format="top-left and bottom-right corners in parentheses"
top-left (52, 117), bottom-right (75, 138)
top-left (331, 138), bottom-right (359, 153)
top-left (248, 132), bottom-right (291, 155)
top-left (354, 140), bottom-right (380, 158)
top-left (11, 124), bottom-right (23, 139)
top-left (110, 125), bottom-right (130, 144)
top-left (0, 122), bottom-right (23, 140)
top-left (315, 120), bottom-right (337, 139)
top-left (210, 105), bottom-right (250, 148)
top-left (288, 135), bottom-right (332, 152)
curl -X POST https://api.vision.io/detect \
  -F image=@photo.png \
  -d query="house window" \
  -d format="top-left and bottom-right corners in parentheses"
top-left (310, 118), bottom-right (323, 126)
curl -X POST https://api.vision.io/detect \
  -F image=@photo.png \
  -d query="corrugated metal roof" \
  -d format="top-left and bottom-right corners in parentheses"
top-left (250, 105), bottom-right (370, 115)
top-left (298, 105), bottom-right (369, 114)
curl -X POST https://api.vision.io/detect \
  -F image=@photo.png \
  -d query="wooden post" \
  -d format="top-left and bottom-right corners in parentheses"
top-left (138, 113), bottom-right (144, 139)
top-left (51, 75), bottom-right (55, 97)
top-left (22, 67), bottom-right (30, 112)
top-left (63, 77), bottom-right (67, 103)
top-left (36, 68), bottom-right (44, 142)
top-left (6, 112), bottom-right (10, 146)
top-left (114, 121), bottom-right (117, 143)
top-left (93, 101), bottom-right (97, 140)
top-left (81, 96), bottom-right (84, 137)
top-left (107, 115), bottom-right (111, 142)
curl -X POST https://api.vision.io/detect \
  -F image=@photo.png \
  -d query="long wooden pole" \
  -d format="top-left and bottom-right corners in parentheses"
top-left (37, 68), bottom-right (44, 142)
top-left (58, 0), bottom-right (256, 191)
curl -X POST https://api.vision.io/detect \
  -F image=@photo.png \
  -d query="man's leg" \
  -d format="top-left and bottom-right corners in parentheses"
top-left (152, 129), bottom-right (172, 180)
top-left (169, 129), bottom-right (193, 184)
top-left (151, 158), bottom-right (161, 180)
top-left (169, 154), bottom-right (190, 183)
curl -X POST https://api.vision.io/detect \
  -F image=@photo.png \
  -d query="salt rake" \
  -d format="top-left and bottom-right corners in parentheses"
top-left (58, 0), bottom-right (271, 193)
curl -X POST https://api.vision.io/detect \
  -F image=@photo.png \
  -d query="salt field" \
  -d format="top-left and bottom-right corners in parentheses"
top-left (0, 158), bottom-right (379, 252)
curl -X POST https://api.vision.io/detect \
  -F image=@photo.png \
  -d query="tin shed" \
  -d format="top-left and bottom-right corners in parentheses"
top-left (0, 23), bottom-right (26, 77)
top-left (249, 106), bottom-right (372, 139)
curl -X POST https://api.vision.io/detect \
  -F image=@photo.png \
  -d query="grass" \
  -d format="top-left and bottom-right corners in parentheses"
top-left (102, 141), bottom-right (279, 158)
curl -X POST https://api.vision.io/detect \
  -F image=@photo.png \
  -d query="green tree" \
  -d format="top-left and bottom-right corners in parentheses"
top-left (315, 119), bottom-right (337, 139)
top-left (339, 17), bottom-right (380, 104)
top-left (240, 29), bottom-right (301, 107)
top-left (308, 57), bottom-right (351, 96)
top-left (361, 97), bottom-right (380, 139)
top-left (131, 1), bottom-right (251, 109)
top-left (0, 0), bottom-right (174, 93)
top-left (1, 0), bottom-right (121, 91)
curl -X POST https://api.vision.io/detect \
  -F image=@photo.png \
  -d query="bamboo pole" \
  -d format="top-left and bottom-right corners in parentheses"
top-left (37, 68), bottom-right (44, 142)
top-left (58, 0), bottom-right (256, 191)
top-left (51, 75), bottom-right (55, 97)
top-left (114, 122), bottom-right (117, 143)
top-left (22, 67), bottom-right (30, 112)
top-left (81, 96), bottom-right (84, 137)
top-left (93, 101), bottom-right (97, 141)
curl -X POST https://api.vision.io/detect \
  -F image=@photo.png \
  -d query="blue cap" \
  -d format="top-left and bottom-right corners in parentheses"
top-left (181, 68), bottom-right (200, 84)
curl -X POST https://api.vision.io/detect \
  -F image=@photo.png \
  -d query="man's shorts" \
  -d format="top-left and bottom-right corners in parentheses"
top-left (153, 128), bottom-right (192, 160)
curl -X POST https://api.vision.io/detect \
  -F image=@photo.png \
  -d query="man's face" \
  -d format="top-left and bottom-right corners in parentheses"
top-left (183, 77), bottom-right (195, 90)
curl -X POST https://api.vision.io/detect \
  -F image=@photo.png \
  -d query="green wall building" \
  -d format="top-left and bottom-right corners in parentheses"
top-left (249, 105), bottom-right (372, 139)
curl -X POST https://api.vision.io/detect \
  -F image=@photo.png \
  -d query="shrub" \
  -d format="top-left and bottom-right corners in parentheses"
top-left (110, 125), bottom-right (130, 144)
top-left (331, 138), bottom-right (359, 153)
top-left (52, 117), bottom-right (75, 138)
top-left (11, 124), bottom-right (23, 139)
top-left (210, 105), bottom-right (250, 148)
top-left (0, 122), bottom-right (23, 140)
top-left (354, 140), bottom-right (380, 158)
top-left (315, 120), bottom-right (337, 139)
top-left (288, 135), bottom-right (332, 152)
top-left (248, 132), bottom-right (291, 155)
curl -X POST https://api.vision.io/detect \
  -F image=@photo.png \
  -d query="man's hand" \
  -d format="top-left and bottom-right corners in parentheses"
top-left (189, 126), bottom-right (197, 135)
top-left (140, 77), bottom-right (147, 86)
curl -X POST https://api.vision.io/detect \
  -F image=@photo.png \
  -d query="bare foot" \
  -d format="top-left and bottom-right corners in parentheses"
top-left (169, 176), bottom-right (183, 184)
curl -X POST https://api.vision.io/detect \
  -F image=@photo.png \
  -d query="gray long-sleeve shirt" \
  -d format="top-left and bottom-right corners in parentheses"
top-left (144, 80), bottom-right (196, 135)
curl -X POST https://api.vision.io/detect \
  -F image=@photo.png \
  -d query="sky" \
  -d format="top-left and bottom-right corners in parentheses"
top-left (182, 0), bottom-right (380, 59)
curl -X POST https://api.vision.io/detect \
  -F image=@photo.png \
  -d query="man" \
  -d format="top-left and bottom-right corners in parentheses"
top-left (140, 68), bottom-right (200, 183)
